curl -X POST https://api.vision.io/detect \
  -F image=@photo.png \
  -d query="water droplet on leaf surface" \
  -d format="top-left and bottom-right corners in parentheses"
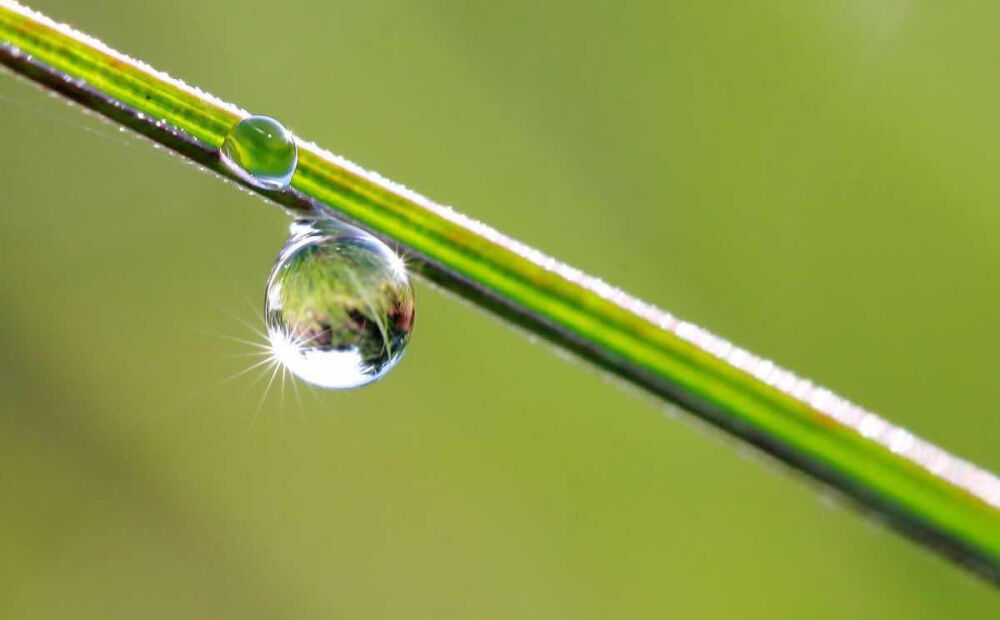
top-left (220, 115), bottom-right (297, 189)
top-left (265, 219), bottom-right (415, 389)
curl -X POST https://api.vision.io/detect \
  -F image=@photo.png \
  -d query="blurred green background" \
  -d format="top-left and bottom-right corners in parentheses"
top-left (2, 1), bottom-right (999, 617)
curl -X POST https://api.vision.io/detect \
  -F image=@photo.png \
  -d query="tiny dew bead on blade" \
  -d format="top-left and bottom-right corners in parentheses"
top-left (265, 218), bottom-right (416, 389)
top-left (220, 115), bottom-right (298, 190)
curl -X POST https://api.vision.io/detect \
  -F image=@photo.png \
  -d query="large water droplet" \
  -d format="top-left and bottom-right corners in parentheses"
top-left (220, 115), bottom-right (297, 190)
top-left (265, 218), bottom-right (415, 389)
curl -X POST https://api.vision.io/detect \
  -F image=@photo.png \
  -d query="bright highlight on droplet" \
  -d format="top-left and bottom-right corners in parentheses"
top-left (220, 115), bottom-right (297, 189)
top-left (265, 218), bottom-right (415, 389)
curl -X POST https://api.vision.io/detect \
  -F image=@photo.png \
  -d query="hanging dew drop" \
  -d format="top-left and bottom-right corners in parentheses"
top-left (220, 115), bottom-right (297, 190)
top-left (265, 218), bottom-right (416, 389)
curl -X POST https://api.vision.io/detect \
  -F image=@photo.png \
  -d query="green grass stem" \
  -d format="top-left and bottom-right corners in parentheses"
top-left (2, 0), bottom-right (998, 582)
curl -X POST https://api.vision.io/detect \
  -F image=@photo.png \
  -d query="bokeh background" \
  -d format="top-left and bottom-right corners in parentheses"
top-left (2, 1), bottom-right (999, 617)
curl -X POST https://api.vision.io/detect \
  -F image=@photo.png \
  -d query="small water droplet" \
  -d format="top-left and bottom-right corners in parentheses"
top-left (220, 115), bottom-right (297, 190)
top-left (265, 218), bottom-right (415, 389)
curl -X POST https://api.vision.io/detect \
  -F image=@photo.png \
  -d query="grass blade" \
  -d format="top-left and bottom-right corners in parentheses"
top-left (2, 0), bottom-right (998, 582)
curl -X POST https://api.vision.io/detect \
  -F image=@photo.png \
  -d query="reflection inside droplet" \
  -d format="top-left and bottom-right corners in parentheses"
top-left (264, 218), bottom-right (415, 389)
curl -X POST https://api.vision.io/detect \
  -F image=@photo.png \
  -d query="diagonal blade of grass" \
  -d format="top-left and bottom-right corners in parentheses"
top-left (1, 0), bottom-right (998, 583)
